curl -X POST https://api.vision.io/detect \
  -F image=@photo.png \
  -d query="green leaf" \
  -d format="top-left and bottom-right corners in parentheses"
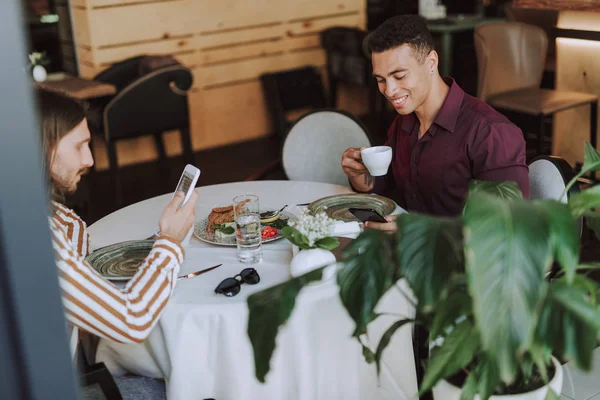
top-left (563, 142), bottom-right (600, 194)
top-left (420, 319), bottom-right (480, 394)
top-left (315, 236), bottom-right (340, 250)
top-left (569, 185), bottom-right (600, 216)
top-left (475, 356), bottom-right (500, 400)
top-left (463, 193), bottom-right (554, 383)
top-left (247, 267), bottom-right (324, 382)
top-left (534, 200), bottom-right (580, 283)
top-left (570, 274), bottom-right (600, 305)
top-left (337, 229), bottom-right (397, 337)
top-left (460, 372), bottom-right (478, 400)
top-left (585, 211), bottom-right (600, 242)
top-left (535, 281), bottom-right (600, 371)
top-left (468, 180), bottom-right (524, 201)
top-left (545, 389), bottom-right (560, 400)
top-left (396, 214), bottom-right (463, 310)
top-left (583, 141), bottom-right (600, 174)
top-left (374, 319), bottom-right (414, 376)
top-left (281, 226), bottom-right (311, 250)
top-left (528, 344), bottom-right (551, 383)
top-left (430, 290), bottom-right (472, 340)
top-left (351, 312), bottom-right (383, 337)
top-left (361, 341), bottom-right (375, 364)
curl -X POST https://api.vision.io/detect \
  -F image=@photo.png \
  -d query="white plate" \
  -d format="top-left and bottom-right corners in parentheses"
top-left (193, 211), bottom-right (294, 247)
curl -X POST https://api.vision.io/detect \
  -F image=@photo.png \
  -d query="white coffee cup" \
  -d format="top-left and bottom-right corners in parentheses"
top-left (361, 146), bottom-right (392, 176)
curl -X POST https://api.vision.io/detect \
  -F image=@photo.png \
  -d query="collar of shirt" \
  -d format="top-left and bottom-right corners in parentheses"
top-left (398, 77), bottom-right (465, 137)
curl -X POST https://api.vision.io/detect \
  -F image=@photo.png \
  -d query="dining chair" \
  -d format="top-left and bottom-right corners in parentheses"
top-left (474, 22), bottom-right (598, 157)
top-left (528, 155), bottom-right (580, 203)
top-left (87, 55), bottom-right (195, 205)
top-left (503, 4), bottom-right (558, 82)
top-left (260, 66), bottom-right (327, 141)
top-left (282, 109), bottom-right (372, 186)
top-left (320, 27), bottom-right (373, 108)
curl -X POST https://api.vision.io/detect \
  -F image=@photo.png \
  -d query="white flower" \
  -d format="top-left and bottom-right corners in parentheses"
top-left (28, 52), bottom-right (46, 66)
top-left (289, 209), bottom-right (335, 247)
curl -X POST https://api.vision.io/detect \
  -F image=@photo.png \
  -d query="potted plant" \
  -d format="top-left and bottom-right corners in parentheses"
top-left (281, 209), bottom-right (340, 277)
top-left (246, 142), bottom-right (600, 400)
top-left (29, 51), bottom-right (50, 82)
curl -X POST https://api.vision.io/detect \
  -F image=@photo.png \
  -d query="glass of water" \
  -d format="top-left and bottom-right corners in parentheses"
top-left (233, 194), bottom-right (262, 264)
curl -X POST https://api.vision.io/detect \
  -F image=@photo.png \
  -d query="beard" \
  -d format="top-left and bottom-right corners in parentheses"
top-left (51, 168), bottom-right (89, 199)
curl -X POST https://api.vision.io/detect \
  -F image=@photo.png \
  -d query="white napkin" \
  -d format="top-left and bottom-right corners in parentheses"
top-left (330, 221), bottom-right (362, 238)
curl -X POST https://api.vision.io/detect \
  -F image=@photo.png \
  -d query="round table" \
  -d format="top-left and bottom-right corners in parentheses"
top-left (90, 181), bottom-right (417, 400)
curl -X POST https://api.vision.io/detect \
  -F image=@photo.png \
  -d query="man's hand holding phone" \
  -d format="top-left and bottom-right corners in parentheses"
top-left (363, 214), bottom-right (397, 233)
top-left (158, 191), bottom-right (198, 243)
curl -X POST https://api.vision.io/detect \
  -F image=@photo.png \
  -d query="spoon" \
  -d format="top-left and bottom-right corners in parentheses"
top-left (260, 205), bottom-right (287, 220)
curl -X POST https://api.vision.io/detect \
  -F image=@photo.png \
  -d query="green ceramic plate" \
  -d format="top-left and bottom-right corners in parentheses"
top-left (85, 240), bottom-right (155, 281)
top-left (308, 193), bottom-right (396, 222)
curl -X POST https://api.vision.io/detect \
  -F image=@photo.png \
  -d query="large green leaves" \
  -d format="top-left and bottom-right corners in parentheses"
top-left (395, 214), bottom-right (463, 310)
top-left (420, 319), bottom-right (480, 394)
top-left (460, 355), bottom-right (500, 400)
top-left (247, 267), bottom-right (324, 382)
top-left (582, 141), bottom-right (600, 175)
top-left (463, 193), bottom-right (562, 383)
top-left (564, 142), bottom-right (600, 194)
top-left (535, 281), bottom-right (600, 371)
top-left (569, 185), bottom-right (600, 216)
top-left (430, 290), bottom-right (471, 340)
top-left (585, 212), bottom-right (600, 242)
top-left (374, 319), bottom-right (414, 375)
top-left (337, 228), bottom-right (397, 337)
top-left (534, 201), bottom-right (580, 283)
top-left (468, 180), bottom-right (523, 201)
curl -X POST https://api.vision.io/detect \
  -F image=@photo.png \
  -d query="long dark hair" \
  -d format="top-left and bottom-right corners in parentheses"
top-left (35, 89), bottom-right (86, 203)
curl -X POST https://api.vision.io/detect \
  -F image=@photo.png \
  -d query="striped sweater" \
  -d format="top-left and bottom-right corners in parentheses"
top-left (49, 202), bottom-right (183, 349)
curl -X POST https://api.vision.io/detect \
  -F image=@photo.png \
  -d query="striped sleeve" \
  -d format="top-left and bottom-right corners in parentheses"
top-left (52, 202), bottom-right (91, 257)
top-left (49, 218), bottom-right (183, 344)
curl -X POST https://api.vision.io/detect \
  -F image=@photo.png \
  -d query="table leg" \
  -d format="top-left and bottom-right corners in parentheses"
top-left (439, 32), bottom-right (452, 77)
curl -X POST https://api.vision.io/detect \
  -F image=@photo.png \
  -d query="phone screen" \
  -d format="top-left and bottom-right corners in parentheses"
top-left (348, 208), bottom-right (388, 223)
top-left (176, 171), bottom-right (195, 195)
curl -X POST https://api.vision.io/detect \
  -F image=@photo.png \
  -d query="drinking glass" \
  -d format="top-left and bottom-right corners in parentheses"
top-left (233, 194), bottom-right (262, 264)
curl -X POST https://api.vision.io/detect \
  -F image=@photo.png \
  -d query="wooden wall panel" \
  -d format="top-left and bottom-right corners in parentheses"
top-left (68, 0), bottom-right (368, 170)
top-left (513, 0), bottom-right (600, 12)
top-left (553, 11), bottom-right (600, 166)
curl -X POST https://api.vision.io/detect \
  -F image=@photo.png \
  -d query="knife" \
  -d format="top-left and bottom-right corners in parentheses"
top-left (178, 264), bottom-right (222, 280)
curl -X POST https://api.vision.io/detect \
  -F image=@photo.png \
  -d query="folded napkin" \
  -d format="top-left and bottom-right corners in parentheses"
top-left (330, 221), bottom-right (362, 238)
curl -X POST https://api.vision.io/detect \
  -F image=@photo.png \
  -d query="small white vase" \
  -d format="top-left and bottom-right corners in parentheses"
top-left (432, 356), bottom-right (563, 400)
top-left (32, 65), bottom-right (47, 82)
top-left (290, 247), bottom-right (336, 278)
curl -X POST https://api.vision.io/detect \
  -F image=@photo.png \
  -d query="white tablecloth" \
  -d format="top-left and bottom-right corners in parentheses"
top-left (89, 181), bottom-right (417, 400)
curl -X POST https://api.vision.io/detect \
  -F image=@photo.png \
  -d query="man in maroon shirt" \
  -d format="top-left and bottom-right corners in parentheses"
top-left (342, 15), bottom-right (529, 231)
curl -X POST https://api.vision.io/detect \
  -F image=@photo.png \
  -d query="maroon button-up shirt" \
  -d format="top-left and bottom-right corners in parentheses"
top-left (371, 78), bottom-right (530, 216)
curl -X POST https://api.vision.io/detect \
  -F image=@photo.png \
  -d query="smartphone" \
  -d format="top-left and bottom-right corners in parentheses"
top-left (172, 164), bottom-right (201, 207)
top-left (348, 208), bottom-right (388, 223)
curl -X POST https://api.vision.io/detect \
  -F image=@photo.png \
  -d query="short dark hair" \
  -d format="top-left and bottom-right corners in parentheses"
top-left (367, 15), bottom-right (435, 63)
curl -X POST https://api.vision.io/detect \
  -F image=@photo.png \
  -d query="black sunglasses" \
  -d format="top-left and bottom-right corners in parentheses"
top-left (214, 268), bottom-right (260, 297)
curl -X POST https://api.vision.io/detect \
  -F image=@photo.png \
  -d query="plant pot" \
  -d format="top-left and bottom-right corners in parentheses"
top-left (32, 65), bottom-right (47, 82)
top-left (432, 357), bottom-right (563, 400)
top-left (290, 247), bottom-right (336, 278)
